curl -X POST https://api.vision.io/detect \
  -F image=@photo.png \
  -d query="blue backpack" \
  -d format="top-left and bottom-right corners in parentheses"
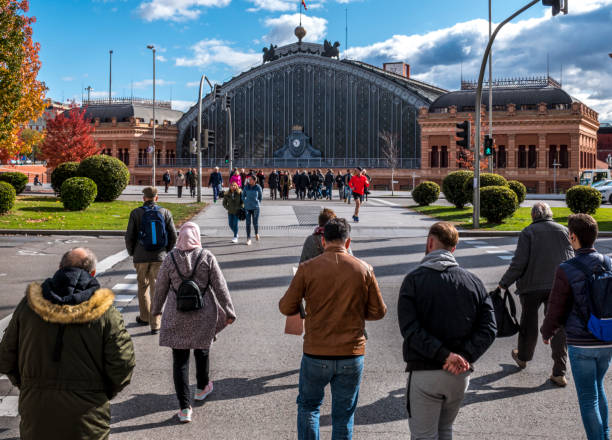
top-left (568, 255), bottom-right (612, 342)
top-left (138, 205), bottom-right (168, 252)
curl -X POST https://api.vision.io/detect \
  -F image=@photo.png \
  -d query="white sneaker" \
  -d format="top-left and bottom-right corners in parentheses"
top-left (194, 382), bottom-right (214, 401)
top-left (231, 237), bottom-right (238, 243)
top-left (178, 407), bottom-right (192, 423)
top-left (246, 239), bottom-right (252, 246)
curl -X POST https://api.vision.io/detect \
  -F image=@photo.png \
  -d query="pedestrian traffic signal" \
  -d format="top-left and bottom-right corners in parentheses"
top-left (542, 0), bottom-right (568, 16)
top-left (233, 148), bottom-right (239, 159)
top-left (204, 129), bottom-right (215, 151)
top-left (484, 135), bottom-right (494, 156)
top-left (224, 155), bottom-right (229, 164)
top-left (456, 120), bottom-right (471, 150)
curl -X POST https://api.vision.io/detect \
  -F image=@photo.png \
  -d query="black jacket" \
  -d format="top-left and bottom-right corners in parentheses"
top-left (335, 174), bottom-right (345, 188)
top-left (324, 172), bottom-right (334, 186)
top-left (268, 172), bottom-right (279, 188)
top-left (398, 250), bottom-right (497, 371)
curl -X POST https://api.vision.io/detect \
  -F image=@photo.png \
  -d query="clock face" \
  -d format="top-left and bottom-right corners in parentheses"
top-left (293, 139), bottom-right (301, 148)
top-left (289, 136), bottom-right (306, 157)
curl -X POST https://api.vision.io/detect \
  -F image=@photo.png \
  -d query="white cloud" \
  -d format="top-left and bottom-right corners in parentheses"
top-left (62, 76), bottom-right (74, 82)
top-left (247, 0), bottom-right (294, 12)
top-left (176, 39), bottom-right (261, 71)
top-left (171, 100), bottom-right (196, 111)
top-left (88, 91), bottom-right (116, 98)
top-left (132, 79), bottom-right (176, 88)
top-left (137, 0), bottom-right (230, 21)
top-left (262, 13), bottom-right (327, 46)
top-left (156, 55), bottom-right (168, 62)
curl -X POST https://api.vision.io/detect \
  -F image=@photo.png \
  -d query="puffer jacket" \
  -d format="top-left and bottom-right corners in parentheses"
top-left (242, 183), bottom-right (263, 211)
top-left (223, 189), bottom-right (243, 215)
top-left (0, 268), bottom-right (135, 440)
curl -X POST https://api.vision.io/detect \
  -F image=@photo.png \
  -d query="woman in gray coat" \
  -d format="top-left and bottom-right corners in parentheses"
top-left (152, 221), bottom-right (236, 423)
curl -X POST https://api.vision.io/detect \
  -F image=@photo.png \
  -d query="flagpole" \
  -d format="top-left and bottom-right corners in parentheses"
top-left (299, 0), bottom-right (302, 26)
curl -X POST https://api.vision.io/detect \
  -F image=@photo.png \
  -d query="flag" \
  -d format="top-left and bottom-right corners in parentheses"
top-left (301, 0), bottom-right (307, 10)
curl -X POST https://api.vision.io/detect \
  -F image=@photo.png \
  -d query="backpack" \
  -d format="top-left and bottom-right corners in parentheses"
top-left (171, 250), bottom-right (207, 312)
top-left (138, 205), bottom-right (168, 252)
top-left (489, 288), bottom-right (520, 337)
top-left (568, 255), bottom-right (612, 342)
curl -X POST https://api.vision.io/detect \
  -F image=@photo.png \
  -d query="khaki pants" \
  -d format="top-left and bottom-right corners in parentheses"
top-left (134, 262), bottom-right (162, 330)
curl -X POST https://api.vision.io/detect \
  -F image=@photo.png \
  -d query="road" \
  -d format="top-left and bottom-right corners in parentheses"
top-left (1, 197), bottom-right (611, 439)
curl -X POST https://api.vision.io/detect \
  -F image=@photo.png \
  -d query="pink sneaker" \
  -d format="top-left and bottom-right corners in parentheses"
top-left (194, 382), bottom-right (214, 401)
top-left (177, 407), bottom-right (192, 423)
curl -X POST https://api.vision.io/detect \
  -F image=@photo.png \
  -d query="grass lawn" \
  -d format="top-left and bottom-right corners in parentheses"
top-left (0, 197), bottom-right (206, 230)
top-left (410, 205), bottom-right (612, 231)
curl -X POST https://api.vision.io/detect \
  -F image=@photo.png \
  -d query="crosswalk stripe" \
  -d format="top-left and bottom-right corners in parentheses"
top-left (114, 294), bottom-right (135, 302)
top-left (125, 273), bottom-right (137, 279)
top-left (0, 396), bottom-right (19, 417)
top-left (498, 255), bottom-right (514, 260)
top-left (112, 283), bottom-right (138, 292)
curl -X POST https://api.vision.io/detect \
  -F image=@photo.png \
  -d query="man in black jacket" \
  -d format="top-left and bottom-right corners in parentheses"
top-left (268, 169), bottom-right (279, 200)
top-left (398, 222), bottom-right (496, 439)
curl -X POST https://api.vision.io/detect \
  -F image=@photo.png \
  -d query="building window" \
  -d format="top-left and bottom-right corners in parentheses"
top-left (440, 146), bottom-right (448, 168)
top-left (549, 145), bottom-right (558, 168)
top-left (528, 145), bottom-right (537, 168)
top-left (430, 146), bottom-right (439, 168)
top-left (559, 145), bottom-right (568, 168)
top-left (518, 145), bottom-right (527, 168)
top-left (138, 149), bottom-right (148, 166)
top-left (156, 150), bottom-right (161, 166)
top-left (497, 145), bottom-right (506, 168)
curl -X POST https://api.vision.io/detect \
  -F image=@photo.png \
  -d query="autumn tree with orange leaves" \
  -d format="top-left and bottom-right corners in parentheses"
top-left (0, 0), bottom-right (47, 161)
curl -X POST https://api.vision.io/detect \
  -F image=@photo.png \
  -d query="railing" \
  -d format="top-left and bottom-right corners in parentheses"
top-left (461, 75), bottom-right (562, 90)
top-left (135, 157), bottom-right (421, 170)
top-left (83, 97), bottom-right (173, 108)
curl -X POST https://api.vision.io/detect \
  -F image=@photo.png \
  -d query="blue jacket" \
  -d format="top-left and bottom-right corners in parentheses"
top-left (208, 172), bottom-right (223, 187)
top-left (242, 184), bottom-right (262, 211)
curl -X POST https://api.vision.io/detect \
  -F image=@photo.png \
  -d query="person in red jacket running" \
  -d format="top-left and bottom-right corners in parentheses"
top-left (348, 168), bottom-right (369, 222)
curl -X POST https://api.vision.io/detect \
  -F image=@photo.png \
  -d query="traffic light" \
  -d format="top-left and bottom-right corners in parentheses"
top-left (484, 135), bottom-right (494, 156)
top-left (224, 155), bottom-right (229, 164)
top-left (203, 129), bottom-right (215, 151)
top-left (542, 0), bottom-right (568, 16)
top-left (456, 120), bottom-right (471, 150)
top-left (233, 148), bottom-right (239, 159)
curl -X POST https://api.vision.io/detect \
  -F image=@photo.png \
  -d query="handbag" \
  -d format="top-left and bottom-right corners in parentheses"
top-left (490, 287), bottom-right (520, 337)
top-left (237, 208), bottom-right (246, 221)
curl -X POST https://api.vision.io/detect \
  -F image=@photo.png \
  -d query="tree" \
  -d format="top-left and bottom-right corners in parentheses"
top-left (40, 107), bottom-right (100, 168)
top-left (18, 127), bottom-right (44, 158)
top-left (379, 130), bottom-right (399, 195)
top-left (0, 0), bottom-right (47, 161)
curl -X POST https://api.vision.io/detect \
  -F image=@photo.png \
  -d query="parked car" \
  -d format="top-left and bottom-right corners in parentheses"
top-left (598, 182), bottom-right (612, 203)
top-left (593, 179), bottom-right (612, 188)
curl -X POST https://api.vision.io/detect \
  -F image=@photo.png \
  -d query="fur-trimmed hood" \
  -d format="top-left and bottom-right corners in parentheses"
top-left (27, 283), bottom-right (115, 324)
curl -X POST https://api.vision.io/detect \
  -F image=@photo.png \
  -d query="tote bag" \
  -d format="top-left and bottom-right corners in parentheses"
top-left (490, 287), bottom-right (520, 337)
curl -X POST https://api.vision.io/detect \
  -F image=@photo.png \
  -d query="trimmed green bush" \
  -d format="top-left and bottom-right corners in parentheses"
top-left (77, 155), bottom-right (129, 202)
top-left (443, 170), bottom-right (473, 208)
top-left (480, 186), bottom-right (518, 223)
top-left (0, 172), bottom-right (28, 194)
top-left (507, 180), bottom-right (527, 206)
top-left (463, 172), bottom-right (508, 202)
top-left (566, 185), bottom-right (601, 215)
top-left (412, 181), bottom-right (440, 206)
top-left (51, 162), bottom-right (79, 196)
top-left (60, 177), bottom-right (97, 211)
top-left (0, 181), bottom-right (16, 214)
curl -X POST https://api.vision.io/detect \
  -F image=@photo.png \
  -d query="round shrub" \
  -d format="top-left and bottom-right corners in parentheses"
top-left (480, 186), bottom-right (518, 224)
top-left (463, 173), bottom-right (508, 202)
top-left (0, 181), bottom-right (16, 214)
top-left (566, 185), bottom-right (601, 215)
top-left (51, 162), bottom-right (79, 196)
top-left (60, 177), bottom-right (97, 211)
top-left (412, 181), bottom-right (440, 206)
top-left (77, 155), bottom-right (129, 202)
top-left (0, 172), bottom-right (28, 194)
top-left (507, 180), bottom-right (527, 205)
top-left (443, 170), bottom-right (473, 208)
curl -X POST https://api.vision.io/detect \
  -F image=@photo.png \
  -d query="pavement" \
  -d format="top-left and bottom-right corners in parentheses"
top-left (1, 196), bottom-right (611, 439)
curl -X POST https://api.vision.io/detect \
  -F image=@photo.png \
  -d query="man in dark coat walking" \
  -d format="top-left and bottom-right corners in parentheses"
top-left (268, 169), bottom-right (280, 200)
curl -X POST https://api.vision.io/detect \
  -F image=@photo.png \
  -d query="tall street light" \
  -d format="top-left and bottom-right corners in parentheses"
top-left (147, 45), bottom-right (156, 187)
top-left (109, 50), bottom-right (113, 102)
top-left (195, 75), bottom-right (213, 203)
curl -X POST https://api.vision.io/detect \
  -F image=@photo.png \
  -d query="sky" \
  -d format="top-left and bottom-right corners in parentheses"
top-left (29, 0), bottom-right (612, 121)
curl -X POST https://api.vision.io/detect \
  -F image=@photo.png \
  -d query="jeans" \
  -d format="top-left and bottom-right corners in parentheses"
top-left (172, 349), bottom-right (210, 410)
top-left (297, 354), bottom-right (364, 440)
top-left (228, 213), bottom-right (239, 238)
top-left (246, 208), bottom-right (260, 238)
top-left (338, 187), bottom-right (344, 200)
top-left (569, 345), bottom-right (612, 440)
top-left (315, 187), bottom-right (322, 199)
top-left (326, 184), bottom-right (333, 200)
top-left (212, 185), bottom-right (220, 202)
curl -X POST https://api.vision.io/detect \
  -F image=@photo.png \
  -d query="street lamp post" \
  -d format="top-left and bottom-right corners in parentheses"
top-left (488, 0), bottom-right (494, 174)
top-left (196, 75), bottom-right (214, 203)
top-left (553, 159), bottom-right (560, 194)
top-left (109, 50), bottom-right (113, 102)
top-left (147, 45), bottom-right (156, 187)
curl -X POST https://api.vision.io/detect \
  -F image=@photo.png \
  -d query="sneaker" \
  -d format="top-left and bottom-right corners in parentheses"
top-left (355, 217), bottom-right (359, 222)
top-left (550, 375), bottom-right (568, 387)
top-left (177, 408), bottom-right (192, 423)
top-left (136, 316), bottom-right (148, 326)
top-left (195, 382), bottom-right (214, 401)
top-left (246, 239), bottom-right (252, 246)
top-left (352, 215), bottom-right (357, 222)
top-left (150, 329), bottom-right (160, 335)
top-left (231, 237), bottom-right (238, 244)
top-left (255, 234), bottom-right (260, 241)
top-left (511, 349), bottom-right (527, 369)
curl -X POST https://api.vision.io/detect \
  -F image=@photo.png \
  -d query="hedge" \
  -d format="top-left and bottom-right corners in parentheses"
top-left (412, 181), bottom-right (440, 206)
top-left (480, 186), bottom-right (519, 223)
top-left (60, 177), bottom-right (98, 211)
top-left (443, 170), bottom-right (473, 209)
top-left (51, 162), bottom-right (79, 196)
top-left (463, 173), bottom-right (508, 202)
top-left (77, 155), bottom-right (129, 202)
top-left (566, 185), bottom-right (601, 215)
top-left (0, 172), bottom-right (28, 194)
top-left (0, 181), bottom-right (16, 214)
top-left (507, 180), bottom-right (527, 206)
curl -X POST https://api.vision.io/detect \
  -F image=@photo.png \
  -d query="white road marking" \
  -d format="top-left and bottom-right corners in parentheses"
top-left (463, 239), bottom-right (487, 245)
top-left (473, 245), bottom-right (499, 249)
top-left (486, 250), bottom-right (511, 254)
top-left (0, 375), bottom-right (6, 380)
top-left (0, 274), bottom-right (6, 277)
top-left (112, 283), bottom-right (138, 292)
top-left (114, 294), bottom-right (135, 302)
top-left (498, 255), bottom-right (514, 260)
top-left (125, 273), bottom-right (137, 279)
top-left (0, 396), bottom-right (19, 417)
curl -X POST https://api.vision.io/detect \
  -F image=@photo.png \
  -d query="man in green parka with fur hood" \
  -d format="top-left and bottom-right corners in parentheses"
top-left (0, 247), bottom-right (135, 439)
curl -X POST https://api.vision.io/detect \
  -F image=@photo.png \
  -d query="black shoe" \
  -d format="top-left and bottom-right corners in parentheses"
top-left (151, 329), bottom-right (160, 335)
top-left (136, 316), bottom-right (149, 326)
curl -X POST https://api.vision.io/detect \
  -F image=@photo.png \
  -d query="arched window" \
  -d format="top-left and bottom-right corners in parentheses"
top-left (440, 146), bottom-right (448, 168)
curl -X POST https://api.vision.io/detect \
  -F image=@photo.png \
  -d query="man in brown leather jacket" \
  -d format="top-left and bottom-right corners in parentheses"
top-left (279, 218), bottom-right (386, 439)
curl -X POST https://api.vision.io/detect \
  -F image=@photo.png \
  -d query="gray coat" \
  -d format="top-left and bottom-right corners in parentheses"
top-left (152, 248), bottom-right (236, 350)
top-left (125, 201), bottom-right (178, 264)
top-left (499, 219), bottom-right (574, 294)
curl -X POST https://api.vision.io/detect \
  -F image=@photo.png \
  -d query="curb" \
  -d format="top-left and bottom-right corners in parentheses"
top-left (0, 229), bottom-right (124, 237)
top-left (458, 230), bottom-right (612, 238)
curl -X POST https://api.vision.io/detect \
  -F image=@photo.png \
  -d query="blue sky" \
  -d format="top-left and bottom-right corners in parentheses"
top-left (30, 0), bottom-right (612, 120)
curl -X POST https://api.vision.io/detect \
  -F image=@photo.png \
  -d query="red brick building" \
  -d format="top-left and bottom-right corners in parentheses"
top-left (597, 124), bottom-right (612, 164)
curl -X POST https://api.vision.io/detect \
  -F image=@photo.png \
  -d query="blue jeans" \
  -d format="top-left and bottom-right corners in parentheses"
top-left (246, 208), bottom-right (259, 238)
top-left (326, 184), bottom-right (333, 199)
top-left (212, 185), bottom-right (221, 202)
top-left (569, 345), bottom-right (612, 440)
top-left (228, 213), bottom-right (239, 238)
top-left (297, 354), bottom-right (364, 440)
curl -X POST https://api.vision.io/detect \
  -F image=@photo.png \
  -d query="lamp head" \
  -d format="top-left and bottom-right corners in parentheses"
top-left (147, 45), bottom-right (155, 50)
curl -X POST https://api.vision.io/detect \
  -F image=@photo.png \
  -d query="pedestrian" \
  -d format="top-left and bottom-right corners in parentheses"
top-left (33, 174), bottom-right (42, 186)
top-left (223, 181), bottom-right (243, 244)
top-left (229, 169), bottom-right (242, 189)
top-left (293, 170), bottom-right (300, 198)
top-left (151, 222), bottom-right (236, 423)
top-left (398, 222), bottom-right (496, 440)
top-left (498, 202), bottom-right (574, 386)
top-left (349, 168), bottom-right (369, 222)
top-left (299, 208), bottom-right (353, 263)
top-left (187, 168), bottom-right (197, 197)
top-left (239, 168), bottom-right (247, 189)
top-left (542, 214), bottom-right (612, 440)
top-left (335, 171), bottom-right (345, 200)
top-left (242, 174), bottom-right (263, 246)
top-left (324, 169), bottom-right (334, 200)
top-left (269, 169), bottom-right (279, 200)
top-left (297, 170), bottom-right (308, 200)
top-left (283, 170), bottom-right (292, 200)
top-left (0, 248), bottom-right (135, 440)
top-left (176, 170), bottom-right (186, 198)
top-left (280, 218), bottom-right (387, 439)
top-left (208, 166), bottom-right (224, 203)
top-left (343, 169), bottom-right (352, 204)
top-left (257, 169), bottom-right (266, 189)
top-left (315, 169), bottom-right (324, 199)
top-left (163, 170), bottom-right (171, 193)
top-left (125, 186), bottom-right (178, 334)
top-left (363, 169), bottom-right (371, 202)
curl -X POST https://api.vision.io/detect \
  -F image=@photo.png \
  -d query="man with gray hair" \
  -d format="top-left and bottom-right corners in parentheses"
top-left (498, 201), bottom-right (574, 386)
